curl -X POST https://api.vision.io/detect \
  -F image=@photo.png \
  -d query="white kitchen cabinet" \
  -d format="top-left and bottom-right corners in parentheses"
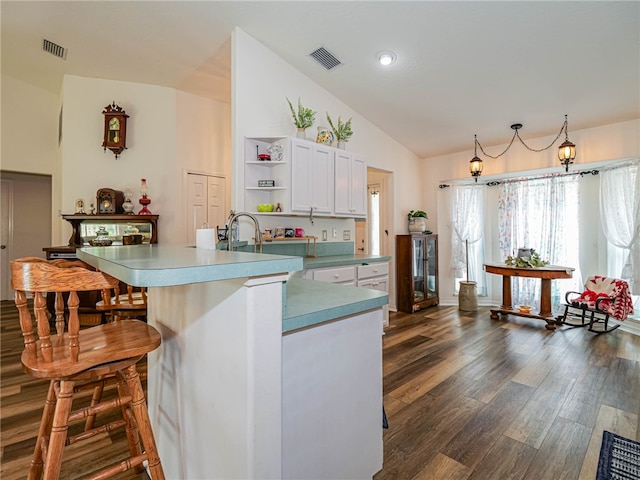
top-left (290, 139), bottom-right (334, 215)
top-left (245, 136), bottom-right (365, 218)
top-left (334, 151), bottom-right (367, 217)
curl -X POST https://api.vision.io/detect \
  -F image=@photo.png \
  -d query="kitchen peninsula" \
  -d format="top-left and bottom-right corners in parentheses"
top-left (77, 244), bottom-right (388, 479)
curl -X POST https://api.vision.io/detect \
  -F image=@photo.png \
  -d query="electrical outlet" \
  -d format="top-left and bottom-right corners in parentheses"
top-left (322, 230), bottom-right (328, 241)
top-left (343, 230), bottom-right (350, 241)
top-left (332, 227), bottom-right (337, 238)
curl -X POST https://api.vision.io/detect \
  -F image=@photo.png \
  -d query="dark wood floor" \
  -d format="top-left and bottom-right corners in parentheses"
top-left (2, 301), bottom-right (639, 479)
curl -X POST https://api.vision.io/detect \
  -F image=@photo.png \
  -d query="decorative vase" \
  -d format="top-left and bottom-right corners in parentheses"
top-left (408, 217), bottom-right (426, 233)
top-left (337, 140), bottom-right (346, 150)
top-left (316, 126), bottom-right (334, 146)
top-left (296, 128), bottom-right (306, 139)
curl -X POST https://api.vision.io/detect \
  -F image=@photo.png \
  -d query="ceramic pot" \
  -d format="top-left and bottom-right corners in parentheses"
top-left (337, 140), bottom-right (346, 150)
top-left (296, 128), bottom-right (306, 139)
top-left (408, 217), bottom-right (426, 233)
top-left (316, 126), bottom-right (334, 145)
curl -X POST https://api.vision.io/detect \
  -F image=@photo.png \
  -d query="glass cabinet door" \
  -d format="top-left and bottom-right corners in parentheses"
top-left (426, 236), bottom-right (437, 299)
top-left (412, 237), bottom-right (425, 303)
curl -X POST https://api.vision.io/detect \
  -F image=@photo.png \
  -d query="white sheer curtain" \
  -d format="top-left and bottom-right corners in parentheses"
top-left (498, 175), bottom-right (582, 312)
top-left (450, 185), bottom-right (486, 295)
top-left (600, 160), bottom-right (640, 293)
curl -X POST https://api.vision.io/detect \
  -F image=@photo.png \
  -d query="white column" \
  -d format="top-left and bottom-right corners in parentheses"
top-left (146, 274), bottom-right (288, 479)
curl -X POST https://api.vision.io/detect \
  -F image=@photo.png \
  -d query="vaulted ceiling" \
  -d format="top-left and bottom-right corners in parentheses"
top-left (2, 1), bottom-right (638, 158)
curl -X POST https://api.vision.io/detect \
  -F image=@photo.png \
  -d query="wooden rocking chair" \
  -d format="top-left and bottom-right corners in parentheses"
top-left (557, 275), bottom-right (634, 333)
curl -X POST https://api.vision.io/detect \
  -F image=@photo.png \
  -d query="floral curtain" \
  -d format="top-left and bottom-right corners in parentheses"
top-left (449, 185), bottom-right (486, 294)
top-left (600, 161), bottom-right (640, 293)
top-left (498, 175), bottom-right (582, 312)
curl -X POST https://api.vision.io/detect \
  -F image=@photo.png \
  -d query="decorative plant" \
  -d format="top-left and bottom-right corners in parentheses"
top-left (326, 114), bottom-right (353, 142)
top-left (505, 252), bottom-right (549, 268)
top-left (408, 210), bottom-right (428, 219)
top-left (286, 97), bottom-right (316, 129)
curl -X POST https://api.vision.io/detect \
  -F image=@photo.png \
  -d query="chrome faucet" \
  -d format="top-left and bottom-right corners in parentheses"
top-left (226, 212), bottom-right (262, 251)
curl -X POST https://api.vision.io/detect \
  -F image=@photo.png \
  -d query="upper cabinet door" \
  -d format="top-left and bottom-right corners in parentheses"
top-left (310, 144), bottom-right (334, 214)
top-left (335, 151), bottom-right (367, 217)
top-left (350, 154), bottom-right (367, 217)
top-left (291, 140), bottom-right (313, 212)
top-left (291, 139), bottom-right (334, 214)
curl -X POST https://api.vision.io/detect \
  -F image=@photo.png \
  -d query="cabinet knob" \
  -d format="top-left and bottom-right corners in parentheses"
top-left (373, 269), bottom-right (378, 273)
top-left (333, 274), bottom-right (339, 279)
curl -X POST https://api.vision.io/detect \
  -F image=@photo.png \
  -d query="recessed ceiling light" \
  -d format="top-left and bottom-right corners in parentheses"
top-left (378, 51), bottom-right (397, 66)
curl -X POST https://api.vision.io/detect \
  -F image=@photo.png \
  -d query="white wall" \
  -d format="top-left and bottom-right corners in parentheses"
top-left (176, 90), bottom-right (232, 242)
top-left (232, 28), bottom-right (422, 238)
top-left (232, 29), bottom-right (423, 310)
top-left (60, 75), bottom-right (178, 244)
top-left (1, 73), bottom-right (62, 244)
top-left (426, 119), bottom-right (640, 306)
top-left (59, 76), bottom-right (230, 246)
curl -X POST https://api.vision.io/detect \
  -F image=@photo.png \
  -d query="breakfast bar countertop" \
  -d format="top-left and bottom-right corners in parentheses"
top-left (77, 244), bottom-right (303, 287)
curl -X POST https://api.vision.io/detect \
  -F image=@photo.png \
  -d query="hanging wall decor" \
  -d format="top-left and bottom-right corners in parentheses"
top-left (102, 101), bottom-right (129, 158)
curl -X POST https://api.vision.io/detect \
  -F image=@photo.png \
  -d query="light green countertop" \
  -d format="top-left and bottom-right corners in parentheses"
top-left (77, 244), bottom-right (303, 287)
top-left (283, 276), bottom-right (388, 333)
top-left (77, 245), bottom-right (388, 333)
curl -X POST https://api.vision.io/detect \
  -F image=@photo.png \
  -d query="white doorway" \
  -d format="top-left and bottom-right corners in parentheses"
top-left (186, 173), bottom-right (227, 245)
top-left (356, 168), bottom-right (392, 257)
top-left (1, 179), bottom-right (14, 300)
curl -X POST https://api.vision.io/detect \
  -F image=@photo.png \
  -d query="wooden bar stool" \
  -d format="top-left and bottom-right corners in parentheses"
top-left (11, 257), bottom-right (165, 480)
top-left (96, 284), bottom-right (148, 322)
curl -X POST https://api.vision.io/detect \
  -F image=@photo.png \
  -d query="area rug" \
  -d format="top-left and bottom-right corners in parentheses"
top-left (597, 430), bottom-right (640, 480)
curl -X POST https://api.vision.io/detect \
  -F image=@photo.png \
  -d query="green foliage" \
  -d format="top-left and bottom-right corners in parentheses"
top-left (326, 113), bottom-right (353, 142)
top-left (286, 97), bottom-right (316, 129)
top-left (408, 210), bottom-right (428, 219)
top-left (505, 252), bottom-right (549, 268)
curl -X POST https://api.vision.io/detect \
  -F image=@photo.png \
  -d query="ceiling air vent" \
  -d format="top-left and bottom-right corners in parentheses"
top-left (309, 46), bottom-right (342, 70)
top-left (42, 38), bottom-right (67, 60)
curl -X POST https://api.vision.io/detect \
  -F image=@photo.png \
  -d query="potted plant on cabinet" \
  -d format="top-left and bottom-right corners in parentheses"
top-left (408, 210), bottom-right (428, 233)
top-left (326, 114), bottom-right (353, 149)
top-left (286, 97), bottom-right (316, 138)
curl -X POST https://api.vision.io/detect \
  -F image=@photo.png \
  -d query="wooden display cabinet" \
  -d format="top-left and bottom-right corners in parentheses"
top-left (396, 233), bottom-right (439, 313)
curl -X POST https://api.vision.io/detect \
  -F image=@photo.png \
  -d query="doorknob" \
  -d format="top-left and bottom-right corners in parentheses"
top-left (0, 245), bottom-right (6, 249)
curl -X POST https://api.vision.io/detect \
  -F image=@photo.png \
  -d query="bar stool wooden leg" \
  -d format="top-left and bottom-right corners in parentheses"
top-left (43, 380), bottom-right (75, 480)
top-left (122, 364), bottom-right (165, 480)
top-left (28, 381), bottom-right (57, 480)
top-left (84, 377), bottom-right (106, 431)
top-left (116, 372), bottom-right (145, 474)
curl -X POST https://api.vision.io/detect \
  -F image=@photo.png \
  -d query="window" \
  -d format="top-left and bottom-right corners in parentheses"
top-left (449, 185), bottom-right (487, 295)
top-left (498, 175), bottom-right (582, 313)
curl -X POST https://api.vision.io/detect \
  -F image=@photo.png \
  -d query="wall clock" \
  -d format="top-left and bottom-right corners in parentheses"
top-left (102, 102), bottom-right (129, 158)
top-left (96, 188), bottom-right (124, 214)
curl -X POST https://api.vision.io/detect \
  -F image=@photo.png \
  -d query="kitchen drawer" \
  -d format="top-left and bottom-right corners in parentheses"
top-left (357, 276), bottom-right (389, 293)
top-left (311, 265), bottom-right (356, 284)
top-left (357, 262), bottom-right (389, 280)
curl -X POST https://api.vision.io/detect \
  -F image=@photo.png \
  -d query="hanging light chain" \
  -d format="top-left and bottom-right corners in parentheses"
top-left (475, 116), bottom-right (569, 158)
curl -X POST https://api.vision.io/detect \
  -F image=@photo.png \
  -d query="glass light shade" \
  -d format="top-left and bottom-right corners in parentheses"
top-left (558, 140), bottom-right (576, 161)
top-left (469, 156), bottom-right (483, 176)
top-left (140, 178), bottom-right (149, 197)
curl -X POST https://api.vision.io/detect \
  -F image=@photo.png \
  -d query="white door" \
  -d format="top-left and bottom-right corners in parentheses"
top-left (1, 179), bottom-right (13, 300)
top-left (186, 173), bottom-right (226, 245)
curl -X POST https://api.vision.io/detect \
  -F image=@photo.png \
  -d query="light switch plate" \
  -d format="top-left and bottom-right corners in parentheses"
top-left (343, 230), bottom-right (350, 241)
top-left (322, 230), bottom-right (328, 241)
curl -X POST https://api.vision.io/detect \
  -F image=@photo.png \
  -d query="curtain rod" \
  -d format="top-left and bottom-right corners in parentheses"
top-left (439, 168), bottom-right (599, 189)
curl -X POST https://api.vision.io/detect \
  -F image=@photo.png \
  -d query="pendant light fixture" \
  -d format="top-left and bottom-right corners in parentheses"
top-left (470, 115), bottom-right (577, 180)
